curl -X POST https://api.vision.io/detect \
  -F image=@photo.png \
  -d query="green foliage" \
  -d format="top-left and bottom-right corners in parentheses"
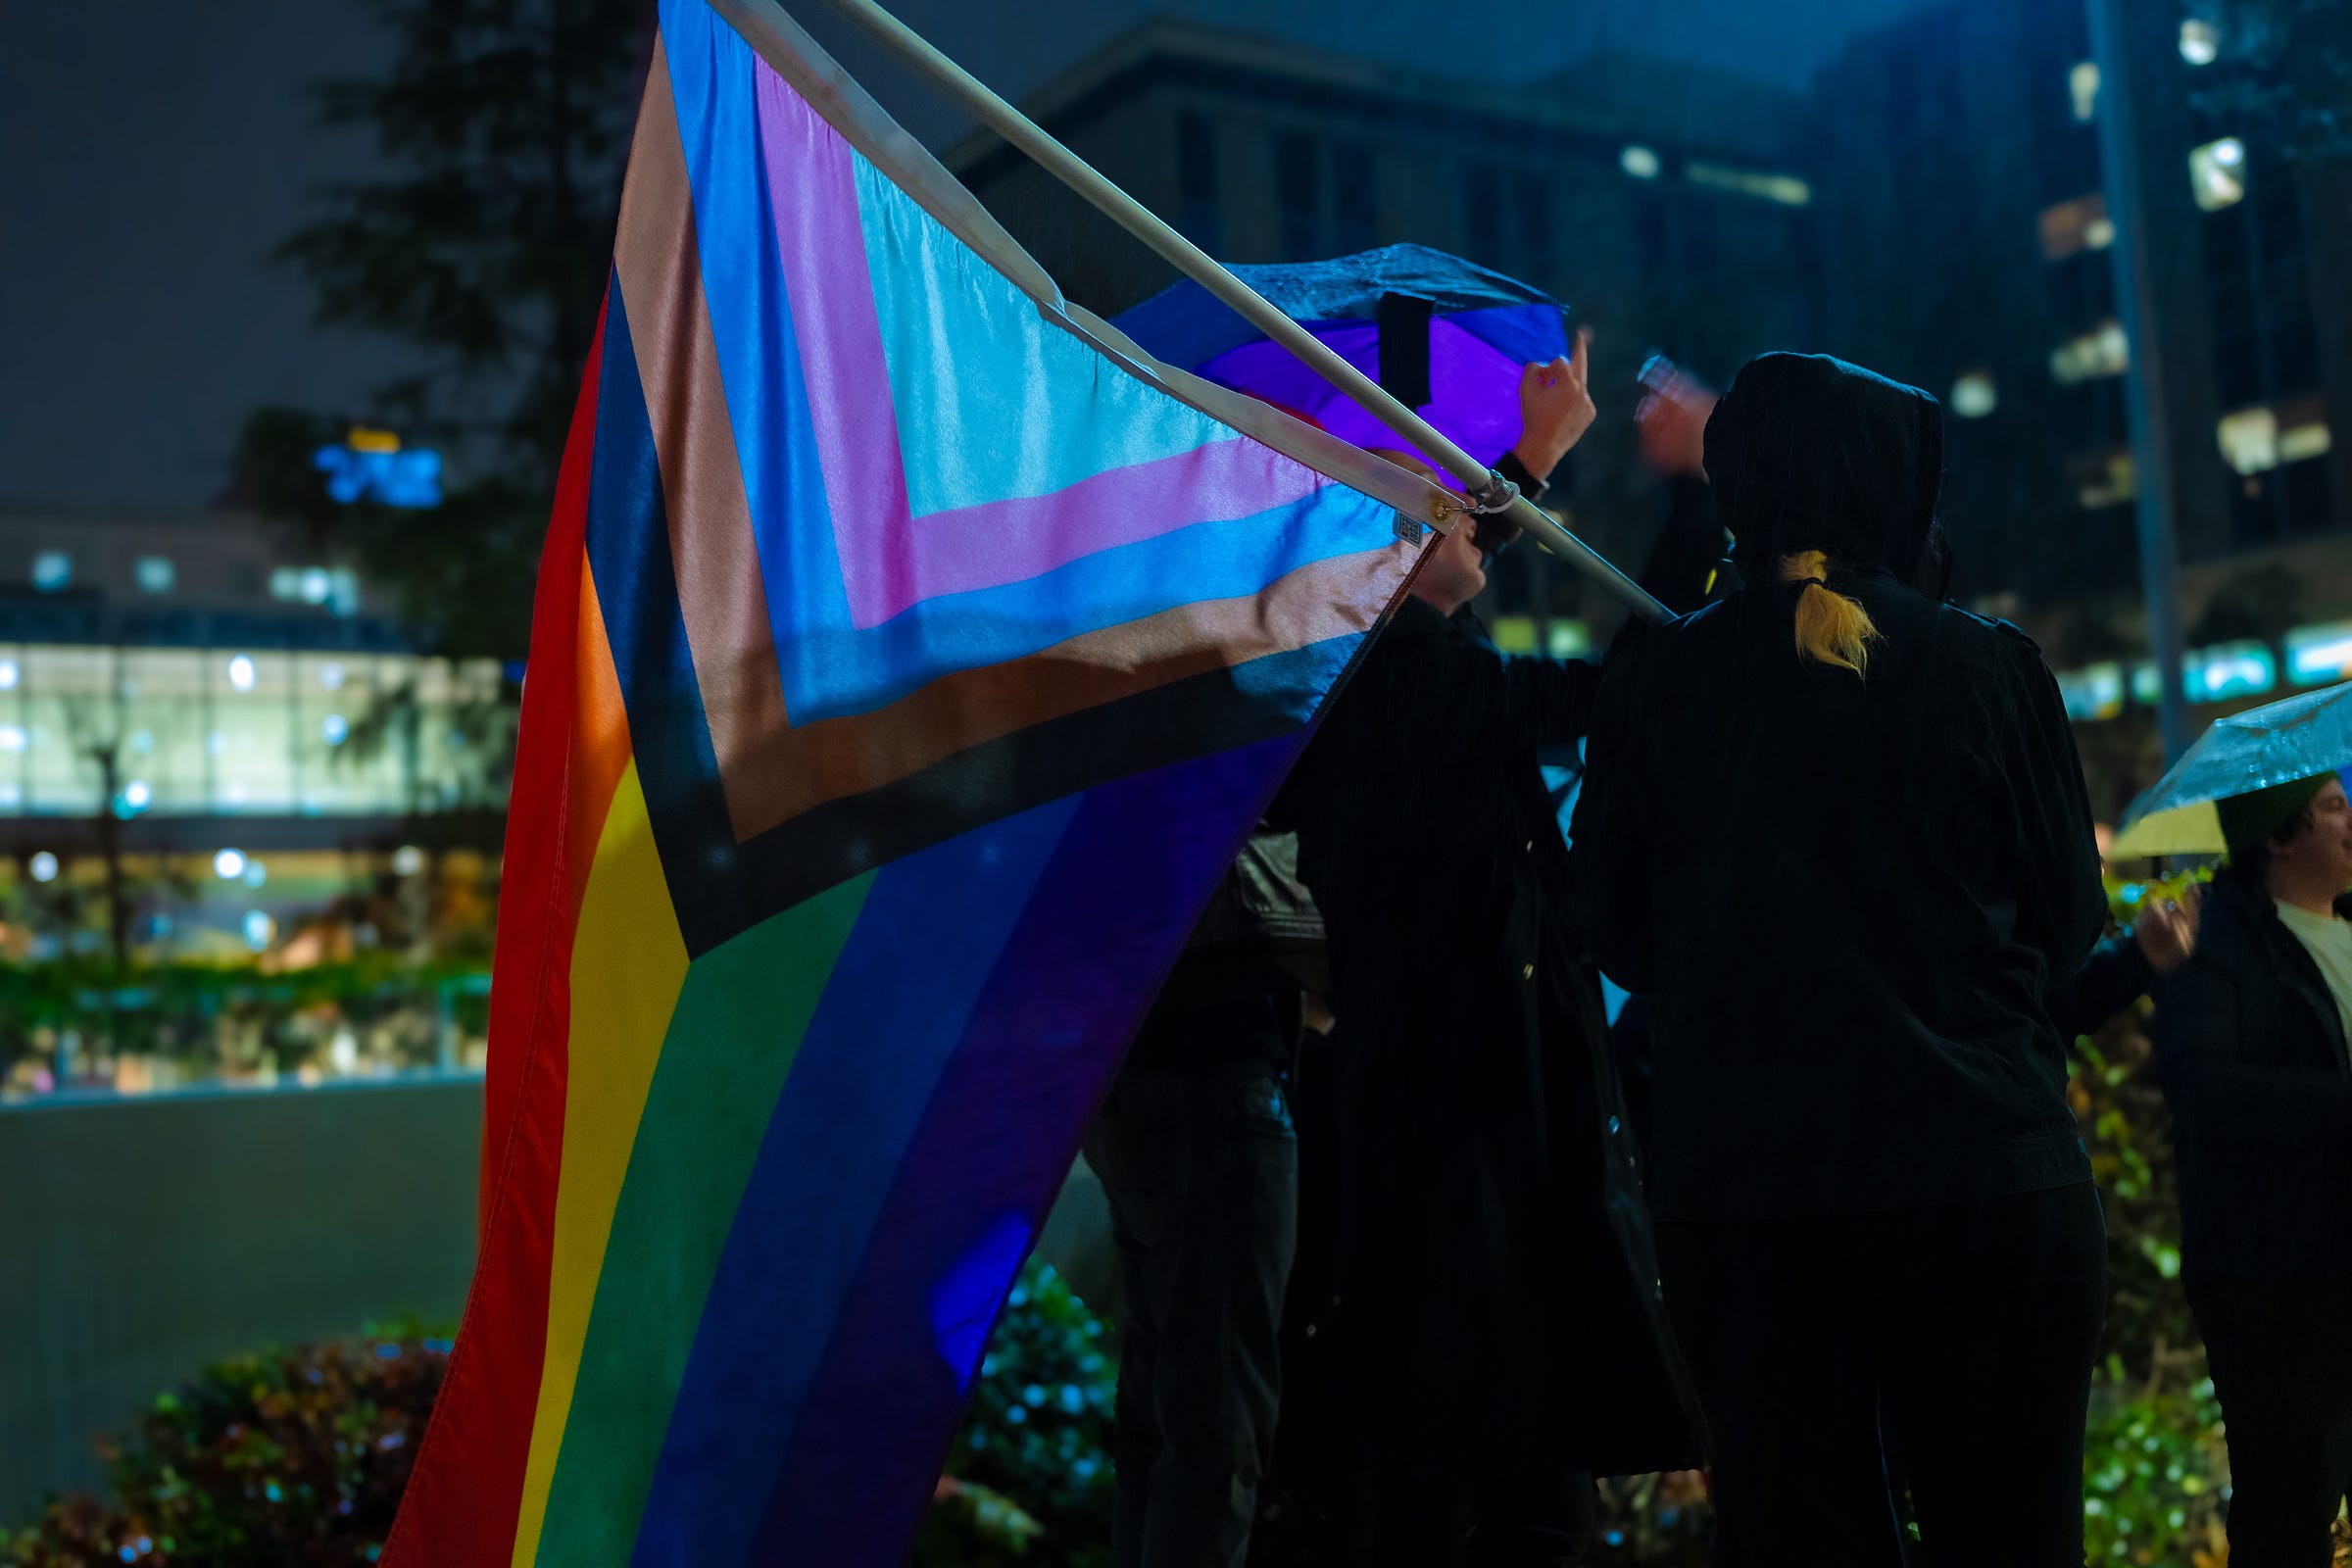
top-left (0, 1325), bottom-right (450, 1567)
top-left (0, 956), bottom-right (487, 1087)
top-left (916, 1263), bottom-right (1117, 1567)
top-left (2080, 1369), bottom-right (2230, 1566)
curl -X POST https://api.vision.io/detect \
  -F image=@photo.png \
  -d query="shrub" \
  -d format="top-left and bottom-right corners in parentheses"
top-left (1, 1325), bottom-right (448, 1567)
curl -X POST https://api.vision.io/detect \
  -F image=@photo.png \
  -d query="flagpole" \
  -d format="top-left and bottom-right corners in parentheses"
top-left (812, 0), bottom-right (1668, 625)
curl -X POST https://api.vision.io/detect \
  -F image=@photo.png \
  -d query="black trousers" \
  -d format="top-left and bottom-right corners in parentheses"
top-left (2189, 1280), bottom-right (2352, 1568)
top-left (1082, 996), bottom-right (1297, 1568)
top-left (1656, 1181), bottom-right (2108, 1568)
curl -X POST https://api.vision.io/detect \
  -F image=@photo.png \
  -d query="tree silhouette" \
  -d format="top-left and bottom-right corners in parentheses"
top-left (243, 0), bottom-right (649, 657)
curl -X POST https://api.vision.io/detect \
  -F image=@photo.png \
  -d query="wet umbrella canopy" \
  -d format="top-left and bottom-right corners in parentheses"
top-left (1110, 242), bottom-right (1570, 472)
top-left (2111, 680), bottom-right (2352, 857)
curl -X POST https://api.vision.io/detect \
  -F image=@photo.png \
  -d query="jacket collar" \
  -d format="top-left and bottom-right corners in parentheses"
top-left (2240, 880), bottom-right (2352, 1072)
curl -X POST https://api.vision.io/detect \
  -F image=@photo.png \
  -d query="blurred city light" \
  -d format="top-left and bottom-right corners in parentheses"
top-left (2179, 20), bottom-right (2220, 67)
top-left (214, 849), bottom-right (248, 881)
top-left (226, 655), bottom-right (257, 692)
top-left (28, 852), bottom-right (59, 884)
top-left (1619, 144), bottom-right (1661, 179)
top-left (1950, 371), bottom-right (1998, 418)
top-left (2285, 623), bottom-right (2352, 686)
top-left (2189, 137), bottom-right (2247, 210)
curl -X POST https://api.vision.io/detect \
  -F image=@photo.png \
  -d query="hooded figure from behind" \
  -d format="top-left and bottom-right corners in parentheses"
top-left (1569, 353), bottom-right (2112, 1567)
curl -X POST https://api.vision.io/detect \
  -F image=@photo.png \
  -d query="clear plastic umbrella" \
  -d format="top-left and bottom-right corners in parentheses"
top-left (2110, 681), bottom-right (2352, 857)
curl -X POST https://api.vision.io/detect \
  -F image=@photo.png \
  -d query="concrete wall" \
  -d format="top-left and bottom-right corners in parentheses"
top-left (0, 1075), bottom-right (482, 1524)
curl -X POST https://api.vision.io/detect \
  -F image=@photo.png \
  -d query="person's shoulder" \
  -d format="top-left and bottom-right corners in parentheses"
top-left (1915, 600), bottom-right (2054, 680)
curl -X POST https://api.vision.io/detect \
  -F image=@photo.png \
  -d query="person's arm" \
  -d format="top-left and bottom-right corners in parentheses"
top-left (2048, 933), bottom-right (2155, 1041)
top-left (2154, 934), bottom-right (2352, 1151)
top-left (1404, 632), bottom-right (1604, 758)
top-left (1567, 651), bottom-right (1656, 992)
top-left (2050, 888), bottom-right (2202, 1039)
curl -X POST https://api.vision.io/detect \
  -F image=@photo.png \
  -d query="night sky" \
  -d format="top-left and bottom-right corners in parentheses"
top-left (0, 0), bottom-right (1932, 514)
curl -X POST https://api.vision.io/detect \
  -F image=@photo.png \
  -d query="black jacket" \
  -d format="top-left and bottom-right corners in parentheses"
top-left (2153, 877), bottom-right (2352, 1283)
top-left (1272, 597), bottom-right (1699, 1480)
top-left (1569, 576), bottom-right (2106, 1220)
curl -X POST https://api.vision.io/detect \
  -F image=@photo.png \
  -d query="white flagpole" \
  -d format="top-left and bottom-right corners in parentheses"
top-left (812, 0), bottom-right (1668, 625)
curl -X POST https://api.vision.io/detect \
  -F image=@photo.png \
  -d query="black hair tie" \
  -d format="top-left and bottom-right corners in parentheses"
top-left (1793, 576), bottom-right (1827, 591)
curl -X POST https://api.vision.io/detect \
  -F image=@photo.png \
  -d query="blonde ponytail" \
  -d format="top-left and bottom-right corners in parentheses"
top-left (1782, 550), bottom-right (1880, 677)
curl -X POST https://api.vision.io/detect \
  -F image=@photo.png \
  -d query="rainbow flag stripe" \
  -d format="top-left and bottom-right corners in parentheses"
top-left (382, 1), bottom-right (1418, 1562)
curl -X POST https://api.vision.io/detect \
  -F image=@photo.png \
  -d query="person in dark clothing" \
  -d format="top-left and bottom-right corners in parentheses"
top-left (1273, 334), bottom-right (1700, 1567)
top-left (2154, 770), bottom-right (2352, 1568)
top-left (1082, 827), bottom-right (1322, 1568)
top-left (1568, 352), bottom-right (2113, 1567)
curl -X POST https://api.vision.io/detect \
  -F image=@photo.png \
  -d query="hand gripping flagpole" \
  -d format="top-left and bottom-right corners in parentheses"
top-left (814, 0), bottom-right (1668, 625)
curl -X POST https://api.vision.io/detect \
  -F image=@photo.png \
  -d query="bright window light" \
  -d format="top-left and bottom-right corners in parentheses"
top-left (2070, 62), bottom-right (2100, 122)
top-left (1686, 162), bottom-right (1811, 207)
top-left (2190, 138), bottom-right (2247, 211)
top-left (2218, 406), bottom-right (2281, 474)
top-left (2038, 193), bottom-right (2113, 262)
top-left (2059, 663), bottom-right (2125, 721)
top-left (2052, 320), bottom-right (2130, 384)
top-left (2285, 623), bottom-right (2352, 685)
top-left (2281, 421), bottom-right (2332, 465)
top-left (1951, 371), bottom-right (1999, 418)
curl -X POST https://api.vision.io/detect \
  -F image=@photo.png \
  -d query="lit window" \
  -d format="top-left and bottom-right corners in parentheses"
top-left (2189, 137), bottom-right (2246, 211)
top-left (1685, 163), bottom-right (1811, 207)
top-left (1620, 145), bottom-right (1661, 180)
top-left (2285, 622), bottom-right (2352, 685)
top-left (2220, 405), bottom-right (2332, 472)
top-left (2058, 663), bottom-right (2125, 721)
top-left (2051, 320), bottom-right (2130, 384)
top-left (2180, 19), bottom-right (2219, 66)
top-left (1950, 371), bottom-right (1998, 418)
top-left (2038, 193), bottom-right (2114, 262)
top-left (31, 552), bottom-right (70, 592)
top-left (134, 557), bottom-right (174, 594)
top-left (2071, 447), bottom-right (2136, 508)
top-left (2193, 642), bottom-right (2277, 702)
top-left (2218, 406), bottom-right (2279, 474)
top-left (1490, 617), bottom-right (1540, 655)
top-left (2282, 422), bottom-right (2333, 465)
top-left (1547, 621), bottom-right (1592, 660)
top-left (2070, 62), bottom-right (2100, 122)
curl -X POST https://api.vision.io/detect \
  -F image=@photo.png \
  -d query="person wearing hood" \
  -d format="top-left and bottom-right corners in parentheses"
top-left (1567, 353), bottom-right (2112, 1564)
top-left (2154, 771), bottom-right (2352, 1566)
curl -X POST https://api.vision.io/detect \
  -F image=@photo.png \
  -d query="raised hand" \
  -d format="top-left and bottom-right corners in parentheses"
top-left (1511, 326), bottom-right (1596, 482)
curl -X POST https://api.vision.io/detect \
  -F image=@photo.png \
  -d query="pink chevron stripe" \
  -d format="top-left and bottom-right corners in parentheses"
top-left (751, 59), bottom-right (1330, 631)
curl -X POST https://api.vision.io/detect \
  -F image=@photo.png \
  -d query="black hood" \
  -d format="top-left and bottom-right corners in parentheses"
top-left (1708, 352), bottom-right (1946, 589)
